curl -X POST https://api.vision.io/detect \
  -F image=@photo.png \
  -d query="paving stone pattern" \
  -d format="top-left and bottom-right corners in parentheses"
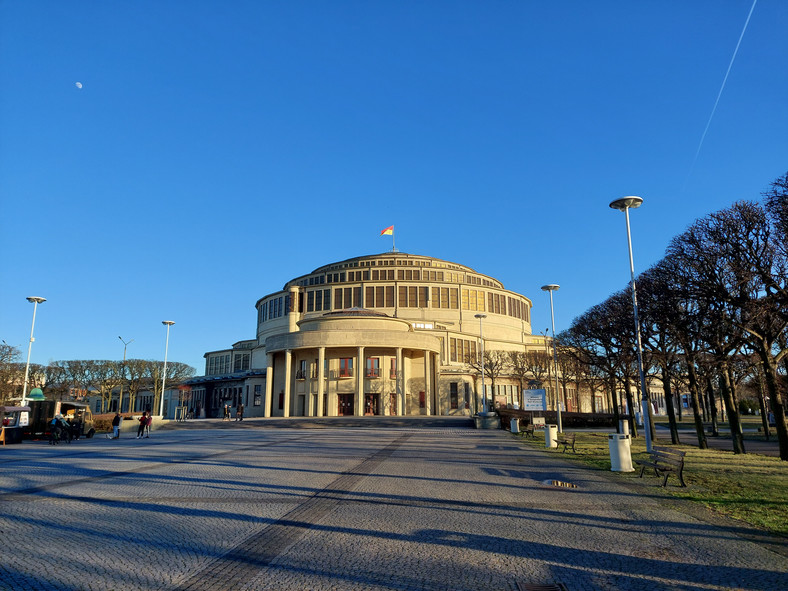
top-left (0, 424), bottom-right (785, 591)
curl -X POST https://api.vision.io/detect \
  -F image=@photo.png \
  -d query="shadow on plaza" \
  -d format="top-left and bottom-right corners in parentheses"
top-left (10, 498), bottom-right (785, 591)
top-left (14, 464), bottom-right (775, 555)
top-left (217, 524), bottom-right (788, 591)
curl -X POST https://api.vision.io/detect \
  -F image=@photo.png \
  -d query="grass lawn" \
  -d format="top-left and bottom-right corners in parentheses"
top-left (515, 430), bottom-right (788, 537)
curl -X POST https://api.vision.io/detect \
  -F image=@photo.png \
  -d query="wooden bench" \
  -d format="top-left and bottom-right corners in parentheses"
top-left (634, 445), bottom-right (687, 487)
top-left (522, 424), bottom-right (535, 439)
top-left (556, 432), bottom-right (576, 453)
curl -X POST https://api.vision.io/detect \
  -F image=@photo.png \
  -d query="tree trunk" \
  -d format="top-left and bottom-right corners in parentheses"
top-left (687, 363), bottom-right (708, 449)
top-left (757, 347), bottom-right (788, 461)
top-left (624, 380), bottom-right (638, 438)
top-left (719, 362), bottom-right (745, 454)
top-left (757, 371), bottom-right (771, 441)
top-left (662, 366), bottom-right (681, 444)
top-left (609, 377), bottom-right (620, 432)
top-left (706, 377), bottom-right (719, 437)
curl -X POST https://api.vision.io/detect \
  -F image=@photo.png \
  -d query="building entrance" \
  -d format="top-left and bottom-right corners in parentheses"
top-left (364, 394), bottom-right (378, 416)
top-left (338, 394), bottom-right (354, 416)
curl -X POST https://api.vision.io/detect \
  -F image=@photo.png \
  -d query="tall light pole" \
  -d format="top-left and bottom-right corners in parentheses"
top-left (609, 196), bottom-right (652, 452)
top-left (541, 285), bottom-right (562, 433)
top-left (474, 313), bottom-right (488, 414)
top-left (159, 321), bottom-right (175, 417)
top-left (21, 296), bottom-right (46, 407)
top-left (118, 336), bottom-right (134, 413)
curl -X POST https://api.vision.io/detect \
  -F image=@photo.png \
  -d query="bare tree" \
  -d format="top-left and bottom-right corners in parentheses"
top-left (0, 343), bottom-right (22, 404)
top-left (466, 350), bottom-right (509, 411)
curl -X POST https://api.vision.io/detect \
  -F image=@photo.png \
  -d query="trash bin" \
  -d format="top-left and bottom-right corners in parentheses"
top-left (609, 434), bottom-right (634, 472)
top-left (510, 418), bottom-right (520, 433)
top-left (545, 424), bottom-right (558, 449)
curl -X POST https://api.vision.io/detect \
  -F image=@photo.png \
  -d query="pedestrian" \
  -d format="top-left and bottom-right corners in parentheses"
top-left (137, 411), bottom-right (148, 439)
top-left (72, 418), bottom-right (82, 441)
top-left (49, 414), bottom-right (61, 445)
top-left (108, 412), bottom-right (121, 439)
top-left (236, 403), bottom-right (244, 422)
top-left (145, 413), bottom-right (152, 438)
top-left (223, 404), bottom-right (230, 421)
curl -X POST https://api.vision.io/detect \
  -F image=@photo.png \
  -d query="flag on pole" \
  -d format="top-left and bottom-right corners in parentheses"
top-left (380, 225), bottom-right (394, 236)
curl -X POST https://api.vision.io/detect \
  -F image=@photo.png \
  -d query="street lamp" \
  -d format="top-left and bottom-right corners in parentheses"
top-left (609, 196), bottom-right (652, 452)
top-left (541, 285), bottom-right (562, 433)
top-left (159, 321), bottom-right (175, 417)
top-left (474, 313), bottom-right (488, 414)
top-left (21, 297), bottom-right (46, 407)
top-left (118, 336), bottom-right (134, 413)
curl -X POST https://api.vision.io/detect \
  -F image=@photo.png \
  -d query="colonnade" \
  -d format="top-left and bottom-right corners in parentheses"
top-left (263, 346), bottom-right (438, 418)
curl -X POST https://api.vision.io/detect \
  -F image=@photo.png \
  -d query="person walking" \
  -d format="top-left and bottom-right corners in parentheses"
top-left (145, 413), bottom-right (152, 438)
top-left (108, 412), bottom-right (121, 439)
top-left (236, 403), bottom-right (244, 422)
top-left (137, 411), bottom-right (148, 439)
top-left (223, 404), bottom-right (230, 421)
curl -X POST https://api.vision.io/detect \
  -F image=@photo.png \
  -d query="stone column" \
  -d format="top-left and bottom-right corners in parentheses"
top-left (424, 351), bottom-right (432, 416)
top-left (265, 352), bottom-right (274, 418)
top-left (397, 347), bottom-right (404, 416)
top-left (317, 347), bottom-right (325, 417)
top-left (283, 350), bottom-right (292, 418)
top-left (356, 346), bottom-right (364, 416)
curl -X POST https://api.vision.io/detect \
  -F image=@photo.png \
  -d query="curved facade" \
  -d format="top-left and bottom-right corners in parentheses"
top-left (191, 252), bottom-right (551, 418)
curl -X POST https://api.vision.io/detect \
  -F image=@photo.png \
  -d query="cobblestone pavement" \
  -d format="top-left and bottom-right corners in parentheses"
top-left (0, 425), bottom-right (786, 591)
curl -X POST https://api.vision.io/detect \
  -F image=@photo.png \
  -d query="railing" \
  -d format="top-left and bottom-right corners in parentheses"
top-left (295, 370), bottom-right (306, 380)
top-left (365, 369), bottom-right (380, 378)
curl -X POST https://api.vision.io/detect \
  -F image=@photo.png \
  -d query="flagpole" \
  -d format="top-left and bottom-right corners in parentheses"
top-left (392, 229), bottom-right (396, 252)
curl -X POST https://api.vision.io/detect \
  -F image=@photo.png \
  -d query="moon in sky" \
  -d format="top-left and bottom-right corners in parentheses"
top-left (75, 82), bottom-right (83, 89)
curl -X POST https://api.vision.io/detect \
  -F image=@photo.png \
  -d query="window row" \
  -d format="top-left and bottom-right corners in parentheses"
top-left (259, 295), bottom-right (290, 323)
top-left (295, 357), bottom-right (398, 380)
top-left (298, 268), bottom-right (501, 288)
top-left (208, 354), bottom-right (231, 375)
top-left (449, 338), bottom-right (478, 364)
top-left (265, 287), bottom-right (530, 323)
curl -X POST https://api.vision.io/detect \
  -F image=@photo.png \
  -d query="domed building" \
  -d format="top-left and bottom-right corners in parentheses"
top-left (188, 252), bottom-right (554, 419)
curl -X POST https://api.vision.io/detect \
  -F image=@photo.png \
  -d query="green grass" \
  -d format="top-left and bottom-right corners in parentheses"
top-left (515, 430), bottom-right (788, 537)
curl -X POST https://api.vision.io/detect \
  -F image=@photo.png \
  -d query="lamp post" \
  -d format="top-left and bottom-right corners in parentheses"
top-left (474, 313), bottom-right (488, 414)
top-left (21, 297), bottom-right (46, 407)
top-left (118, 336), bottom-right (134, 413)
top-left (159, 321), bottom-right (175, 417)
top-left (609, 196), bottom-right (652, 452)
top-left (541, 285), bottom-right (562, 433)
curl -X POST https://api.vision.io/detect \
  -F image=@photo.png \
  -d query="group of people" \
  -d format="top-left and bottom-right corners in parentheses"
top-left (48, 414), bottom-right (81, 445)
top-left (222, 403), bottom-right (244, 421)
top-left (104, 411), bottom-right (153, 439)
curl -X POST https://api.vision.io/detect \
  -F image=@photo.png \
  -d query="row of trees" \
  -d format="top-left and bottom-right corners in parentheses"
top-left (0, 343), bottom-right (195, 414)
top-left (563, 172), bottom-right (788, 460)
top-left (466, 349), bottom-right (605, 415)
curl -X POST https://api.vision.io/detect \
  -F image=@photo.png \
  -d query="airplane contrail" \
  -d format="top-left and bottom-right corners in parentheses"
top-left (689, 0), bottom-right (757, 174)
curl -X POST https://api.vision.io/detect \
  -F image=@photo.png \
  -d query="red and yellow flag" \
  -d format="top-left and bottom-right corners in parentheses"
top-left (380, 225), bottom-right (394, 236)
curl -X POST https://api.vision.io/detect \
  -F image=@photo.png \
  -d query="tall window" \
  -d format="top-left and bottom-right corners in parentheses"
top-left (339, 358), bottom-right (353, 378)
top-left (390, 358), bottom-right (397, 379)
top-left (450, 383), bottom-right (458, 410)
top-left (366, 357), bottom-right (380, 378)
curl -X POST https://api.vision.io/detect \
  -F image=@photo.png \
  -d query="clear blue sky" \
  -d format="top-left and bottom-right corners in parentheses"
top-left (2, 1), bottom-right (786, 374)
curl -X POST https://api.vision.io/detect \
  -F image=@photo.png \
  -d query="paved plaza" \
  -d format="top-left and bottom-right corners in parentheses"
top-left (0, 420), bottom-right (786, 591)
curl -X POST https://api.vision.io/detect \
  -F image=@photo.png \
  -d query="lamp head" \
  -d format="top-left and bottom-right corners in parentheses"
top-left (609, 196), bottom-right (643, 211)
top-left (474, 313), bottom-right (487, 319)
top-left (26, 296), bottom-right (46, 304)
top-left (541, 284), bottom-right (560, 292)
top-left (162, 321), bottom-right (175, 326)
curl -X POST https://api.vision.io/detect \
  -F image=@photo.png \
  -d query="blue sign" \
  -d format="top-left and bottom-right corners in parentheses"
top-left (522, 389), bottom-right (546, 411)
